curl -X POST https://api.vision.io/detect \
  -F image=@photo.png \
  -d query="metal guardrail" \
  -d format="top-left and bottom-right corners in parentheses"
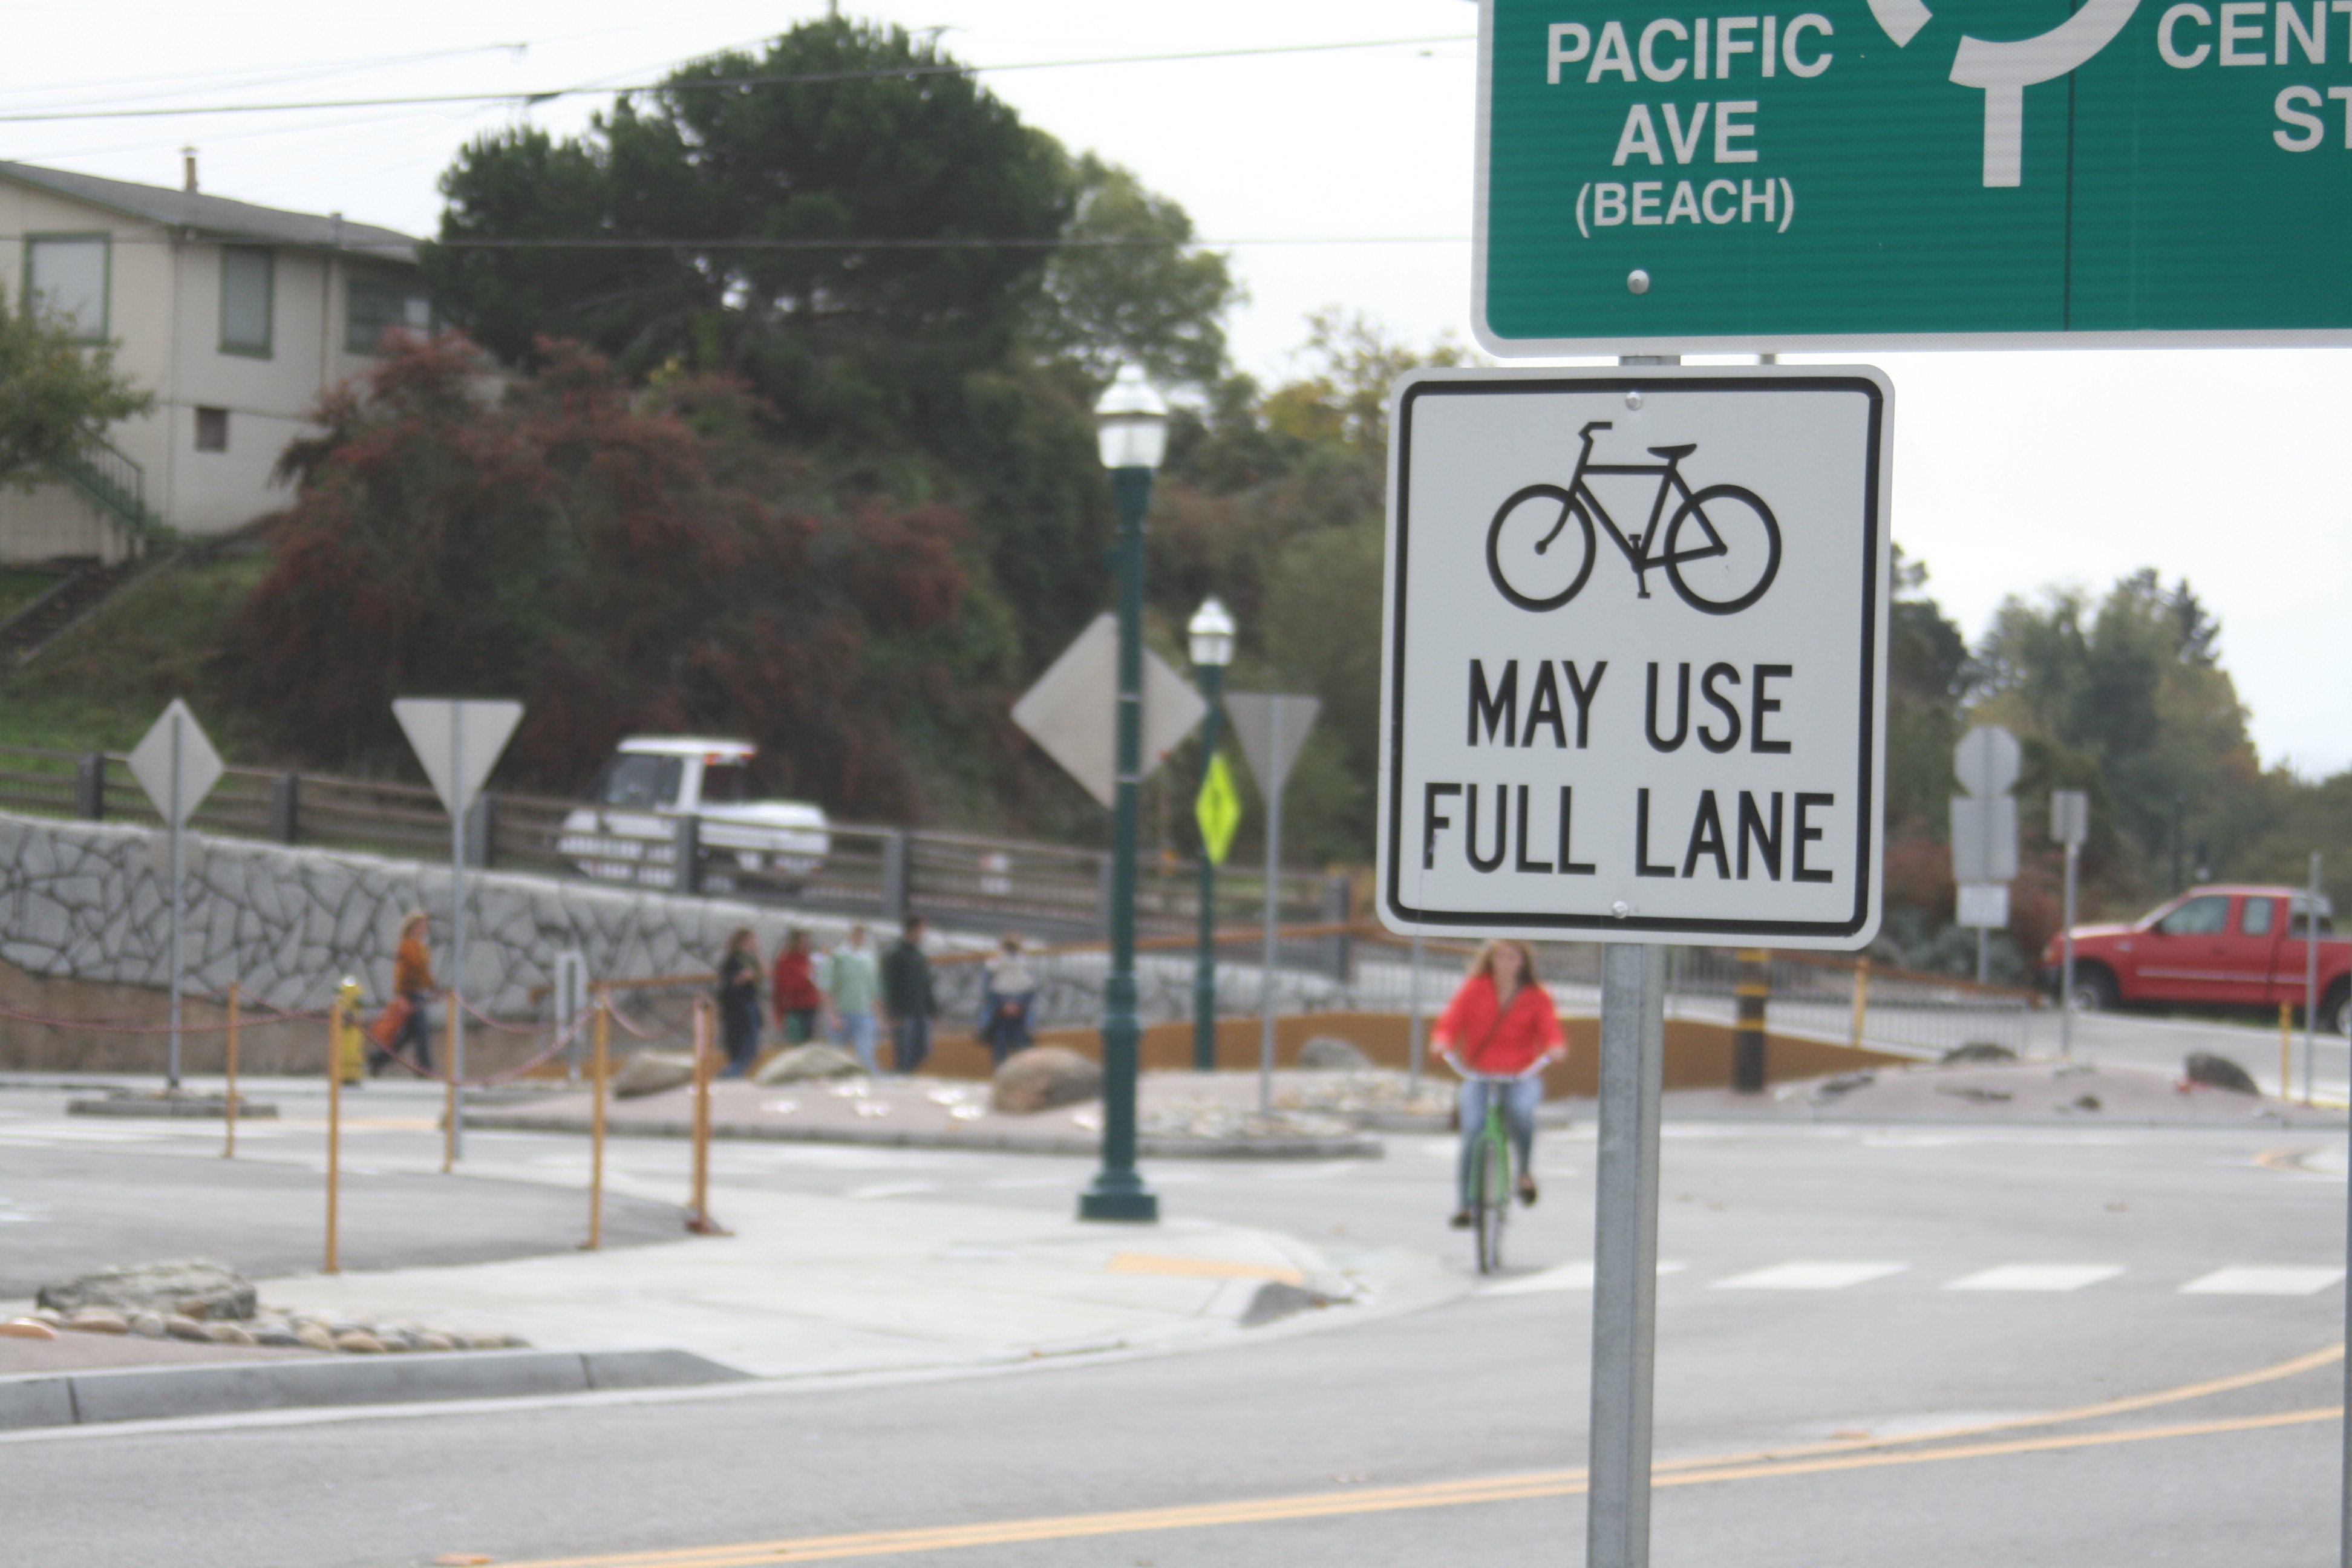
top-left (0, 744), bottom-right (1341, 943)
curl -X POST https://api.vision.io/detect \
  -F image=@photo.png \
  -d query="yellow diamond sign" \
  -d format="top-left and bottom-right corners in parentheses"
top-left (1194, 753), bottom-right (1242, 866)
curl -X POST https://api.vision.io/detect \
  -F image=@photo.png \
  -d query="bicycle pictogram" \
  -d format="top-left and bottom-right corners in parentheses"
top-left (1485, 420), bottom-right (1781, 616)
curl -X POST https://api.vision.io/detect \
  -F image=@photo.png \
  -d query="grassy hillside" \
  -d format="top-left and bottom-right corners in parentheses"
top-left (0, 549), bottom-right (270, 761)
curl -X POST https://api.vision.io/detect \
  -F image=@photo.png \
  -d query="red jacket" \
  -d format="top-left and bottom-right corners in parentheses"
top-left (771, 950), bottom-right (822, 1019)
top-left (1432, 974), bottom-right (1564, 1076)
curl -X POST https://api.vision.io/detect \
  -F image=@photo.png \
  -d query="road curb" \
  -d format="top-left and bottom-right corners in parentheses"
top-left (463, 1111), bottom-right (1383, 1160)
top-left (0, 1347), bottom-right (747, 1432)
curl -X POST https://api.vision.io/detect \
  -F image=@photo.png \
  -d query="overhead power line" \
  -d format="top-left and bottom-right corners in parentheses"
top-left (0, 34), bottom-right (1475, 123)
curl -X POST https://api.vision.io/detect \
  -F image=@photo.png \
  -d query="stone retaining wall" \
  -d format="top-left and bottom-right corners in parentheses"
top-left (0, 812), bottom-right (1353, 1071)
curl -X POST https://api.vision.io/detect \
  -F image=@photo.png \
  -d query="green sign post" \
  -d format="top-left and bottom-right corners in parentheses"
top-left (1477, 0), bottom-right (2352, 350)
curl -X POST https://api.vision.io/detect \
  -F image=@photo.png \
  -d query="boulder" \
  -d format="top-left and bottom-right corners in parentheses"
top-left (1296, 1036), bottom-right (1374, 1071)
top-left (991, 1047), bottom-right (1103, 1116)
top-left (2184, 1051), bottom-right (2259, 1095)
top-left (38, 1259), bottom-right (255, 1322)
top-left (754, 1044), bottom-right (866, 1086)
top-left (610, 1050), bottom-right (697, 1100)
top-left (0, 1319), bottom-right (57, 1340)
top-left (1940, 1041), bottom-right (2019, 1065)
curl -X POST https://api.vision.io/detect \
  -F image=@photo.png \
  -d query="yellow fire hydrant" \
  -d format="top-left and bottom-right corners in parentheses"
top-left (336, 977), bottom-right (365, 1085)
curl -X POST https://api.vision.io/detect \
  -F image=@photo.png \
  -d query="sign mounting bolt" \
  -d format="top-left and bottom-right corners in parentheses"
top-left (1626, 269), bottom-right (1650, 295)
top-left (1611, 901), bottom-right (1632, 919)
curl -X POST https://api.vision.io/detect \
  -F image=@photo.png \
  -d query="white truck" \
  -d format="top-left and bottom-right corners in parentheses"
top-left (558, 737), bottom-right (829, 890)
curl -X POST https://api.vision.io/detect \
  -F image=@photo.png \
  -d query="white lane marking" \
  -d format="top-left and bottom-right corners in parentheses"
top-left (2180, 1266), bottom-right (2346, 1296)
top-left (984, 1177), bottom-right (1069, 1190)
top-left (843, 1181), bottom-right (938, 1200)
top-left (1481, 1260), bottom-right (1688, 1296)
top-left (1945, 1264), bottom-right (2125, 1293)
top-left (1711, 1262), bottom-right (1908, 1291)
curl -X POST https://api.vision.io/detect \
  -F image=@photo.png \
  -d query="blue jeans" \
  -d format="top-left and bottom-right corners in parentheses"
top-left (891, 1015), bottom-right (931, 1076)
top-left (835, 1011), bottom-right (879, 1074)
top-left (1457, 1077), bottom-right (1541, 1207)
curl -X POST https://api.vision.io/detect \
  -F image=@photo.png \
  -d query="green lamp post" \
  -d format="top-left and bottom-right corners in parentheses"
top-left (1187, 596), bottom-right (1235, 1073)
top-left (1079, 366), bottom-right (1168, 1224)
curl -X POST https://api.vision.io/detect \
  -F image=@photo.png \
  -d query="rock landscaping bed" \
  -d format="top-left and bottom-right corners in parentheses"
top-left (4, 1258), bottom-right (528, 1372)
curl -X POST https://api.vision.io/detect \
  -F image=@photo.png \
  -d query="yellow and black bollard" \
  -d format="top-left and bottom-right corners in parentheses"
top-left (1732, 949), bottom-right (1769, 1093)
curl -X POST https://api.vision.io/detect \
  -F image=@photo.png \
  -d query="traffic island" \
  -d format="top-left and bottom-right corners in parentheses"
top-left (465, 1073), bottom-right (1385, 1159)
top-left (1670, 1057), bottom-right (2349, 1126)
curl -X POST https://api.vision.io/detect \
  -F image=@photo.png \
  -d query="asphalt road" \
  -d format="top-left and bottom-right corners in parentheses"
top-left (1, 1079), bottom-right (2346, 1566)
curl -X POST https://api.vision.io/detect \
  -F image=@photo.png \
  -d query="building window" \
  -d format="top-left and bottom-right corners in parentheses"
top-left (345, 273), bottom-right (431, 354)
top-left (25, 234), bottom-right (109, 342)
top-left (219, 246), bottom-right (273, 358)
top-left (195, 408), bottom-right (228, 452)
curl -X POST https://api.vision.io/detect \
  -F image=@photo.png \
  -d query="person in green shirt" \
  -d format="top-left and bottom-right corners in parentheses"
top-left (881, 916), bottom-right (937, 1076)
top-left (820, 924), bottom-right (881, 1074)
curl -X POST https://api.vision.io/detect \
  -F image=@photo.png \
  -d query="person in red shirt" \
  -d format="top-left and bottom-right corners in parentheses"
top-left (1432, 938), bottom-right (1566, 1227)
top-left (771, 928), bottom-right (823, 1045)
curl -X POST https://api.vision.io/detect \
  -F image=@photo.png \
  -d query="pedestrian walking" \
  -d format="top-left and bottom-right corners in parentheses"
top-left (978, 932), bottom-right (1037, 1069)
top-left (375, 910), bottom-right (439, 1075)
top-left (771, 928), bottom-right (821, 1045)
top-left (1432, 939), bottom-right (1565, 1229)
top-left (716, 927), bottom-right (763, 1078)
top-left (881, 915), bottom-right (937, 1076)
top-left (821, 923), bottom-right (882, 1074)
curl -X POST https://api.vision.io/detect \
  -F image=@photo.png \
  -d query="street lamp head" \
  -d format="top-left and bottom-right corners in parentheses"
top-left (1187, 595), bottom-right (1236, 669)
top-left (1094, 364), bottom-right (1169, 471)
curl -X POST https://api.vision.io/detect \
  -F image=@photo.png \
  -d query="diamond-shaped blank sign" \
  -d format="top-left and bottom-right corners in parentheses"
top-left (393, 697), bottom-right (524, 818)
top-left (1011, 613), bottom-right (1205, 809)
top-left (127, 699), bottom-right (224, 828)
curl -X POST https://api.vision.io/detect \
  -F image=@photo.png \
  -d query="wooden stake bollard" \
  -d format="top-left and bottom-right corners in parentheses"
top-left (1848, 958), bottom-right (1871, 1052)
top-left (2281, 1002), bottom-right (2294, 1103)
top-left (586, 993), bottom-right (609, 1251)
top-left (685, 996), bottom-right (727, 1235)
top-left (223, 984), bottom-right (240, 1158)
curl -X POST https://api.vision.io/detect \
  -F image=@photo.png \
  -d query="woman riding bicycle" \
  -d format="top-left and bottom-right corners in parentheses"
top-left (1434, 938), bottom-right (1566, 1229)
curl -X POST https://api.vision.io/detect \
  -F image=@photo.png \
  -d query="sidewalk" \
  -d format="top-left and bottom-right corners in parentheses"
top-left (251, 1176), bottom-right (1447, 1379)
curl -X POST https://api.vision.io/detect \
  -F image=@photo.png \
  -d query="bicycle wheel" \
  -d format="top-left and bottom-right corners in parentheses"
top-left (1475, 1126), bottom-right (1509, 1274)
top-left (1662, 484), bottom-right (1781, 615)
top-left (1486, 484), bottom-right (1597, 612)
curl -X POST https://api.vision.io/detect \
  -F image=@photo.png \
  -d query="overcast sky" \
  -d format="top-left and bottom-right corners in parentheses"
top-left (11, 0), bottom-right (2345, 775)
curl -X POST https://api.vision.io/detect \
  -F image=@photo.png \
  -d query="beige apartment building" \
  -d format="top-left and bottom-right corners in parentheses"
top-left (0, 159), bottom-right (427, 563)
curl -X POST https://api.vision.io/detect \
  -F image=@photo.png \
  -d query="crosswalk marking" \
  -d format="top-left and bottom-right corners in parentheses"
top-left (1711, 1263), bottom-right (1907, 1291)
top-left (1946, 1264), bottom-right (2125, 1293)
top-left (1480, 1261), bottom-right (1688, 1296)
top-left (2180, 1266), bottom-right (2346, 1296)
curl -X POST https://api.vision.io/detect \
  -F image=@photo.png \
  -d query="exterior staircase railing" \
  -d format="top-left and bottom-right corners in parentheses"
top-left (48, 433), bottom-right (165, 547)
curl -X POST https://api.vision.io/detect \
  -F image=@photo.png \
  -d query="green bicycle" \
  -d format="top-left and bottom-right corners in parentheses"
top-left (1456, 1063), bottom-right (1546, 1275)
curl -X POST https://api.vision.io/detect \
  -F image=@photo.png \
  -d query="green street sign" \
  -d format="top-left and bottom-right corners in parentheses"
top-left (1194, 753), bottom-right (1243, 866)
top-left (1476, 0), bottom-right (2352, 350)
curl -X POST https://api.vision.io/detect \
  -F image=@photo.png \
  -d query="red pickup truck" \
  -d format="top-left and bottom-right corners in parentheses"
top-left (2042, 884), bottom-right (2351, 1033)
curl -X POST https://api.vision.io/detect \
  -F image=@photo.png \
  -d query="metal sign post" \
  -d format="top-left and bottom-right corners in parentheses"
top-left (1589, 942), bottom-right (1666, 1567)
top-left (126, 700), bottom-right (224, 1091)
top-left (1225, 691), bottom-right (1321, 1114)
top-left (2051, 790), bottom-right (2090, 1057)
top-left (393, 696), bottom-right (524, 1165)
top-left (2307, 851), bottom-right (2323, 1103)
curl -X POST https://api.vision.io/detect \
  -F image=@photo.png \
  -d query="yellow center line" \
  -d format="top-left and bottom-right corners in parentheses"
top-left (496, 1343), bottom-right (2343, 1568)
top-left (501, 1406), bottom-right (2341, 1567)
